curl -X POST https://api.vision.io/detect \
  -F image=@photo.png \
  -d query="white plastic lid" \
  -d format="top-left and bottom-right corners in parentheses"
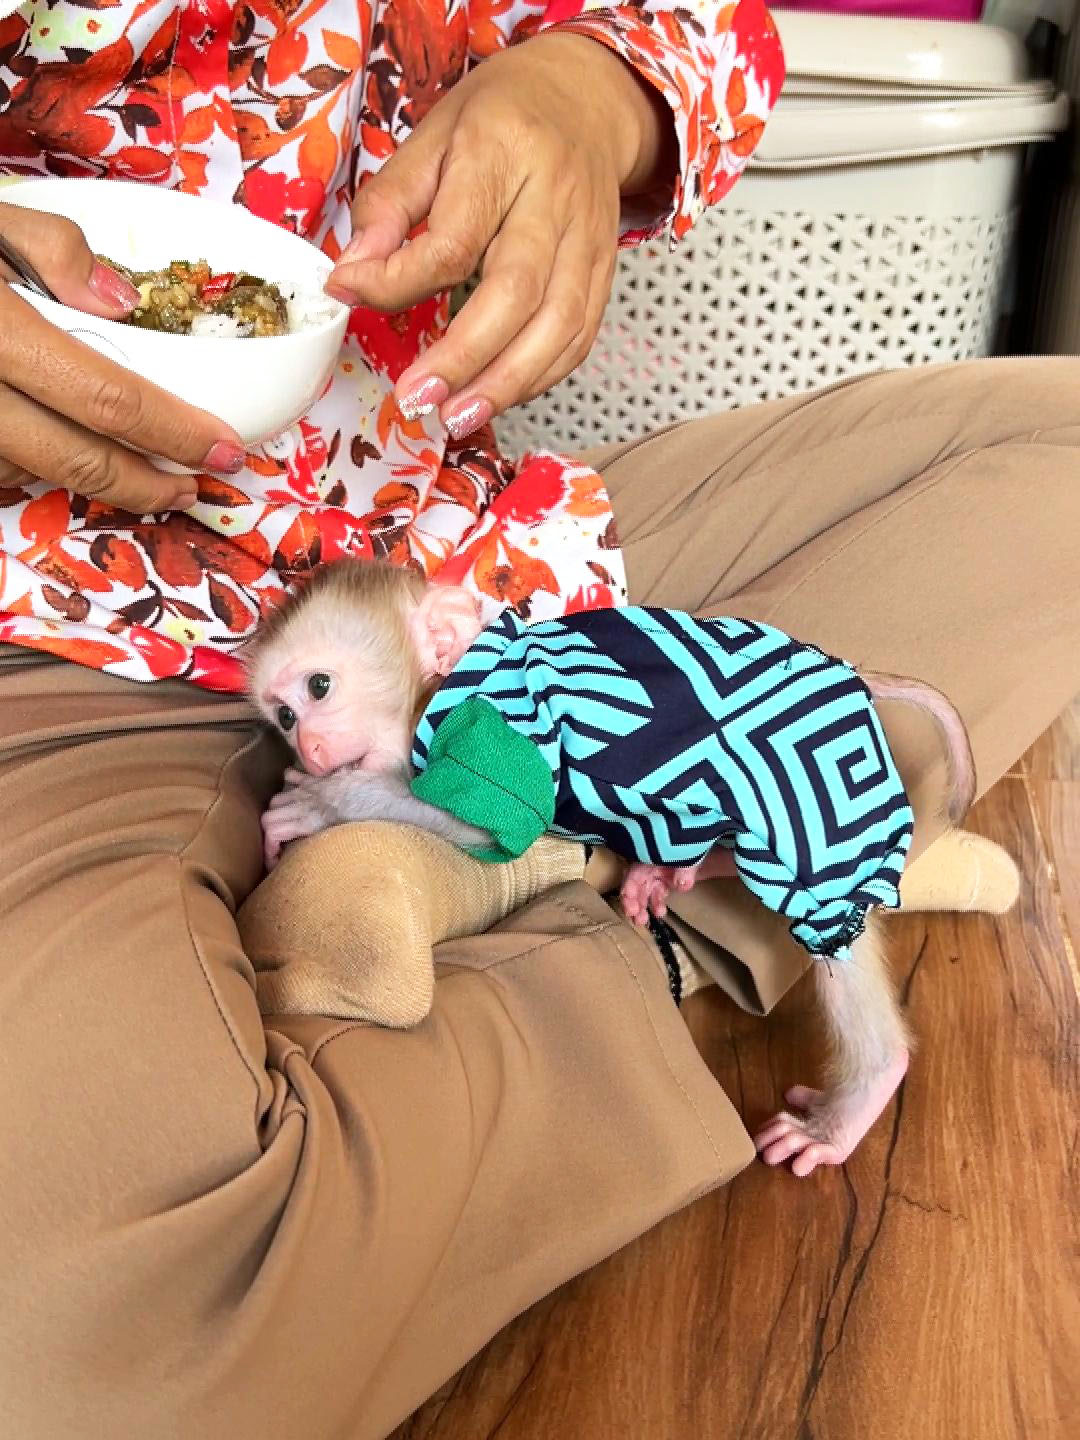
top-left (774, 12), bottom-right (1037, 92)
top-left (753, 89), bottom-right (1069, 166)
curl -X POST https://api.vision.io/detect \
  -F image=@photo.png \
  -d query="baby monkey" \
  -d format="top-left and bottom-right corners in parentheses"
top-left (247, 560), bottom-right (975, 1178)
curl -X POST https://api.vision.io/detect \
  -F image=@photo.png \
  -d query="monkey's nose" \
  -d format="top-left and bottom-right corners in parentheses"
top-left (299, 736), bottom-right (331, 775)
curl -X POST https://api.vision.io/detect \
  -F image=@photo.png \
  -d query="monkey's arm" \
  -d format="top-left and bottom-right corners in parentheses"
top-left (314, 765), bottom-right (493, 847)
top-left (412, 696), bottom-right (557, 862)
top-left (262, 764), bottom-right (492, 869)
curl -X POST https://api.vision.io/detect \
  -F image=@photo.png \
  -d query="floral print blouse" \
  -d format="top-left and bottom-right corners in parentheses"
top-left (0, 0), bottom-right (784, 691)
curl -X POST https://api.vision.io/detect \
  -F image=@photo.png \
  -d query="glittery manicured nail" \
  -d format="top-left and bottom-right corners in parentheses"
top-left (204, 440), bottom-right (247, 474)
top-left (444, 398), bottom-right (493, 442)
top-left (89, 262), bottom-right (140, 311)
top-left (398, 376), bottom-right (449, 421)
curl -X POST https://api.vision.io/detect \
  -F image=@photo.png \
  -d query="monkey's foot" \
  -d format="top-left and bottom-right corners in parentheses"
top-left (619, 862), bottom-right (701, 926)
top-left (753, 1050), bottom-right (909, 1177)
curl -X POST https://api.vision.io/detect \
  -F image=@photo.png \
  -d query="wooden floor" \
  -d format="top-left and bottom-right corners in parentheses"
top-left (394, 703), bottom-right (1080, 1440)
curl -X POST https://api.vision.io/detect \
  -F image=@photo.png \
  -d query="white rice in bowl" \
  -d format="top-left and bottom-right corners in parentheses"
top-left (185, 282), bottom-right (342, 339)
top-left (282, 281), bottom-right (344, 335)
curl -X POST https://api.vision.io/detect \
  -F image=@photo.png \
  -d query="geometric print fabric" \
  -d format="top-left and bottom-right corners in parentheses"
top-left (414, 606), bottom-right (914, 958)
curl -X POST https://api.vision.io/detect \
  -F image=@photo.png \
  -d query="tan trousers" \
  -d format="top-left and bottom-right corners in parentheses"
top-left (2, 359), bottom-right (1078, 1438)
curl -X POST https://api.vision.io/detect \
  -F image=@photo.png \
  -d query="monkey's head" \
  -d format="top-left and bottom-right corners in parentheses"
top-left (245, 560), bottom-right (484, 776)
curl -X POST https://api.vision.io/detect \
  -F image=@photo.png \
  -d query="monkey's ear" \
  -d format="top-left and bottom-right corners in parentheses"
top-left (411, 585), bottom-right (482, 678)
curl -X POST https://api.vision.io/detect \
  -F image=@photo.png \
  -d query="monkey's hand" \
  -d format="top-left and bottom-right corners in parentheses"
top-left (262, 767), bottom-right (341, 869)
top-left (262, 764), bottom-right (493, 870)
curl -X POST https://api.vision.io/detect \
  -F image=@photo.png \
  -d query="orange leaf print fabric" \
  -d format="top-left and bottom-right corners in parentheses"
top-left (19, 491), bottom-right (70, 546)
top-left (0, 0), bottom-right (783, 689)
top-left (382, 0), bottom-right (469, 126)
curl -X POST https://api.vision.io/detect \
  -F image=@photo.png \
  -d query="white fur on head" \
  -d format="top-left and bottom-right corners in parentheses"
top-left (243, 560), bottom-right (428, 738)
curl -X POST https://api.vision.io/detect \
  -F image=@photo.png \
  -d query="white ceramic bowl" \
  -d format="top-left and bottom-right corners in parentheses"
top-left (1, 178), bottom-right (349, 454)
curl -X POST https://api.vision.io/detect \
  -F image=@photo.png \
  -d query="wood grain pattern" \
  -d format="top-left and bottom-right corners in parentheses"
top-left (393, 712), bottom-right (1080, 1440)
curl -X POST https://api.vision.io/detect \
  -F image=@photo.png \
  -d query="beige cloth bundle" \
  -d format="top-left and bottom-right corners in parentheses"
top-left (238, 823), bottom-right (587, 1026)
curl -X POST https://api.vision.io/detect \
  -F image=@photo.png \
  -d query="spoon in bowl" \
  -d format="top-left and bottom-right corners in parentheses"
top-left (0, 231), bottom-right (60, 303)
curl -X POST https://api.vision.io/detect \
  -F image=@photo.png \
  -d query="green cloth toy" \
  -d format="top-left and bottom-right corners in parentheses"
top-left (410, 696), bottom-right (555, 863)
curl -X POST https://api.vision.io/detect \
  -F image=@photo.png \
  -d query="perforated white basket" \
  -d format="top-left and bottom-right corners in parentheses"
top-left (494, 15), bottom-right (1069, 456)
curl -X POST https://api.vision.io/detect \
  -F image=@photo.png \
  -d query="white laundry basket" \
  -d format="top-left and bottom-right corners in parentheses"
top-left (495, 13), bottom-right (1070, 455)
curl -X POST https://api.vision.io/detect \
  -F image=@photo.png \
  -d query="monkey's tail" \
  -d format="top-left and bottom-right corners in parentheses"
top-left (862, 671), bottom-right (977, 827)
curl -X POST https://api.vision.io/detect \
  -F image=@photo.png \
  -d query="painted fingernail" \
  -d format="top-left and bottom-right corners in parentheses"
top-left (398, 376), bottom-right (449, 421)
top-left (444, 398), bottom-right (493, 442)
top-left (89, 261), bottom-right (140, 311)
top-left (204, 440), bottom-right (247, 474)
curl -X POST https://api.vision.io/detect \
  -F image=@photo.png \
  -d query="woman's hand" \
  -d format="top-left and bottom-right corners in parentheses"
top-left (0, 203), bottom-right (249, 513)
top-left (326, 33), bottom-right (674, 439)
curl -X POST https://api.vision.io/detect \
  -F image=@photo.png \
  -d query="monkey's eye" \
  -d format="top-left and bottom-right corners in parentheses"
top-left (276, 704), bottom-right (296, 732)
top-left (307, 672), bottom-right (331, 701)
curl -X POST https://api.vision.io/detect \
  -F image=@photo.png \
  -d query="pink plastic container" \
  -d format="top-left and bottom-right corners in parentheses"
top-left (774, 2), bottom-right (983, 20)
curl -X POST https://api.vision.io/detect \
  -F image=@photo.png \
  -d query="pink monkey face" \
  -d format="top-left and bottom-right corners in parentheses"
top-left (258, 657), bottom-right (407, 776)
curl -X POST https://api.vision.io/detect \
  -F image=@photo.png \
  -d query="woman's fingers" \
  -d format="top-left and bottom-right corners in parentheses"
top-left (333, 143), bottom-right (512, 316)
top-left (423, 212), bottom-right (613, 436)
top-left (395, 197), bottom-right (564, 426)
top-left (325, 38), bottom-right (628, 424)
top-left (0, 287), bottom-right (246, 504)
top-left (0, 382), bottom-right (204, 512)
top-left (510, 258), bottom-right (612, 409)
top-left (327, 103), bottom-right (460, 289)
top-left (332, 144), bottom-right (442, 271)
top-left (0, 202), bottom-right (140, 317)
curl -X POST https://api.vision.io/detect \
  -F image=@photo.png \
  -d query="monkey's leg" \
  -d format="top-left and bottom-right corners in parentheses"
top-left (753, 915), bottom-right (910, 1177)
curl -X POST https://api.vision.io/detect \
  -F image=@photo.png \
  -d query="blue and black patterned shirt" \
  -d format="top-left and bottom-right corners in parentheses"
top-left (412, 607), bottom-right (914, 959)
